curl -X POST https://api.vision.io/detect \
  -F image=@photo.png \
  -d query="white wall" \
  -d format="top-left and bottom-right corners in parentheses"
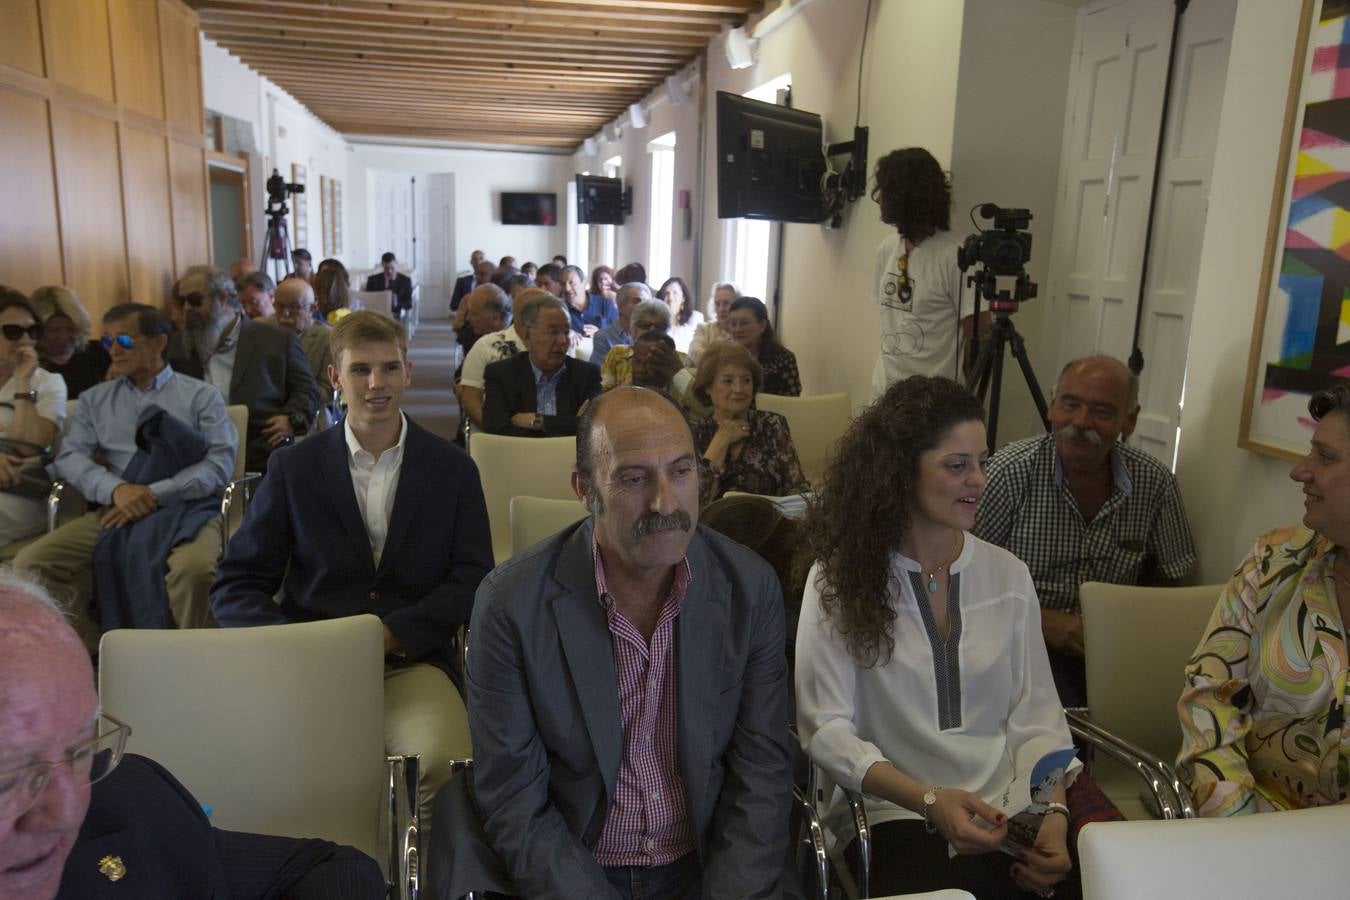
top-left (1175, 0), bottom-right (1308, 581)
top-left (200, 39), bottom-right (350, 264)
top-left (344, 143), bottom-right (572, 279)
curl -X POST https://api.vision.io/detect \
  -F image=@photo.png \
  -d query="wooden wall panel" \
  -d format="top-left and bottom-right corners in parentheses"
top-left (42, 0), bottom-right (115, 102)
top-left (122, 126), bottom-right (175, 305)
top-left (110, 0), bottom-right (166, 120)
top-left (0, 87), bottom-right (64, 291)
top-left (51, 106), bottom-right (128, 319)
top-left (169, 139), bottom-right (210, 271)
top-left (0, 0), bottom-right (45, 76)
top-left (159, 0), bottom-right (202, 133)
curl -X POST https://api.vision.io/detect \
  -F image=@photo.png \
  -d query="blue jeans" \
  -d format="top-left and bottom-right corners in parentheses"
top-left (603, 852), bottom-right (702, 900)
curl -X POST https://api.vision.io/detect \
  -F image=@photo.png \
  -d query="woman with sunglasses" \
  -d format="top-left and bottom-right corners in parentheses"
top-left (29, 284), bottom-right (110, 399)
top-left (0, 288), bottom-right (67, 549)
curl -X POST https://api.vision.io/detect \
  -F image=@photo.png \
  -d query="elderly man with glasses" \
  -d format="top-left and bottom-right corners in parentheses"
top-left (0, 569), bottom-right (383, 899)
top-left (12, 304), bottom-right (237, 646)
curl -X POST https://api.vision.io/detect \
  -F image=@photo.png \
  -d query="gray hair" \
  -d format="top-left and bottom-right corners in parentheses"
top-left (0, 566), bottom-right (70, 627)
top-left (475, 283), bottom-right (512, 325)
top-left (1057, 356), bottom-right (1139, 411)
top-left (617, 282), bottom-right (653, 307)
top-left (708, 281), bottom-right (739, 316)
top-left (183, 265), bottom-right (239, 309)
top-left (631, 298), bottom-right (671, 330)
top-left (239, 271), bottom-right (276, 294)
top-left (518, 292), bottom-right (569, 330)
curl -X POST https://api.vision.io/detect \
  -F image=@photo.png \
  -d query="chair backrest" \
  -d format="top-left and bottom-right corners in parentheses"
top-left (470, 433), bottom-right (578, 563)
top-left (510, 495), bottom-right (587, 556)
top-left (98, 615), bottom-right (386, 858)
top-left (1078, 805), bottom-right (1350, 899)
top-left (226, 404), bottom-right (248, 478)
top-left (755, 392), bottom-right (850, 487)
top-left (1080, 581), bottom-right (1225, 761)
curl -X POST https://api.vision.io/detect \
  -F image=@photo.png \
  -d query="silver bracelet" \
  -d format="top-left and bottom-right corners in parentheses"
top-left (1044, 801), bottom-right (1070, 819)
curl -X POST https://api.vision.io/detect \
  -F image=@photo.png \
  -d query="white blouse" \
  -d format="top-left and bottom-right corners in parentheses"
top-left (795, 534), bottom-right (1076, 837)
top-left (667, 309), bottom-right (705, 355)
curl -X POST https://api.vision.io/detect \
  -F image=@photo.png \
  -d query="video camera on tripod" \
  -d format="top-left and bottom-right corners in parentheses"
top-left (266, 169), bottom-right (304, 218)
top-left (957, 203), bottom-right (1037, 311)
top-left (260, 169), bottom-right (303, 274)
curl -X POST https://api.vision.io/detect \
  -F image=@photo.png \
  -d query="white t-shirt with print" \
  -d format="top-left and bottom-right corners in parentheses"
top-left (460, 326), bottom-right (527, 390)
top-left (871, 229), bottom-right (972, 397)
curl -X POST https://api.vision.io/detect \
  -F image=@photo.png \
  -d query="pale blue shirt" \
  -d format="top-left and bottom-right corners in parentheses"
top-left (204, 314), bottom-right (242, 399)
top-left (531, 361), bottom-right (564, 416)
top-left (55, 365), bottom-right (237, 506)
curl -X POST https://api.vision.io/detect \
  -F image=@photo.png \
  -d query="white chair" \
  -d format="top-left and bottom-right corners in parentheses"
top-left (469, 433), bottom-right (578, 564)
top-left (509, 495), bottom-right (587, 556)
top-left (98, 615), bottom-right (419, 899)
top-left (1069, 582), bottom-right (1225, 819)
top-left (1078, 805), bottom-right (1350, 899)
top-left (755, 392), bottom-right (850, 487)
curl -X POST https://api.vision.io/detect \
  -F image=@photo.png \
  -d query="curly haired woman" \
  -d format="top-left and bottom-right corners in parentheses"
top-left (795, 375), bottom-right (1081, 898)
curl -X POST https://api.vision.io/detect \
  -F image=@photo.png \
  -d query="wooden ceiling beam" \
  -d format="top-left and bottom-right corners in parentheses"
top-left (229, 50), bottom-right (675, 81)
top-left (195, 3), bottom-right (718, 43)
top-left (272, 85), bottom-right (635, 113)
top-left (197, 11), bottom-right (700, 53)
top-left (269, 76), bottom-right (633, 106)
top-left (191, 0), bottom-right (749, 27)
top-left (294, 93), bottom-right (617, 119)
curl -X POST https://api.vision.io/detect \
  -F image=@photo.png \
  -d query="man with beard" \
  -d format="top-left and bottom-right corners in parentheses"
top-left (167, 266), bottom-right (319, 472)
top-left (437, 386), bottom-right (791, 899)
top-left (973, 355), bottom-right (1196, 706)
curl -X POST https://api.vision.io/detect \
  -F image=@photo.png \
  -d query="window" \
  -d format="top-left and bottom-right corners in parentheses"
top-left (647, 132), bottom-right (677, 284)
top-left (567, 176), bottom-right (588, 274)
top-left (722, 76), bottom-right (792, 311)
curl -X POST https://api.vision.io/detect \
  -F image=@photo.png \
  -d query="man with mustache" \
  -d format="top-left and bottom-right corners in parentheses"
top-left (973, 355), bottom-right (1196, 706)
top-left (438, 386), bottom-right (791, 899)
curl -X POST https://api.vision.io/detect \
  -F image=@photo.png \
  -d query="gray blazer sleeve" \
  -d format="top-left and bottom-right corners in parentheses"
top-left (702, 567), bottom-right (792, 898)
top-left (466, 580), bottom-right (620, 899)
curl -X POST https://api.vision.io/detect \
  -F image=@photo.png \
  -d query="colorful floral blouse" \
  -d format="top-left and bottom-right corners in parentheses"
top-left (691, 408), bottom-right (809, 504)
top-left (757, 343), bottom-right (801, 397)
top-left (1177, 525), bottom-right (1350, 815)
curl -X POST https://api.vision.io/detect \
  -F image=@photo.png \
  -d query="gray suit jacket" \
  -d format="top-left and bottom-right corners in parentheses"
top-left (463, 519), bottom-right (791, 899)
top-left (168, 317), bottom-right (319, 471)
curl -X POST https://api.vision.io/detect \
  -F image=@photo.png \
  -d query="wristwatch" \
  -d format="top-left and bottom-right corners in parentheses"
top-left (531, 412), bottom-right (544, 431)
top-left (922, 786), bottom-right (942, 834)
top-left (13, 389), bottom-right (36, 403)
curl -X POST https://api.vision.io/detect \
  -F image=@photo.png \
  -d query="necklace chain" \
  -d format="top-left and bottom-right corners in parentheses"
top-left (924, 534), bottom-right (963, 595)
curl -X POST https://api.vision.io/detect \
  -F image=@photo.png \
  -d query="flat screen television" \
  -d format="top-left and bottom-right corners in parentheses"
top-left (576, 174), bottom-right (626, 225)
top-left (501, 192), bottom-right (557, 225)
top-left (716, 91), bottom-right (827, 224)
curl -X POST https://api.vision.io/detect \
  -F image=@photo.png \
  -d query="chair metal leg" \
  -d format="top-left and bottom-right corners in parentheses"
top-left (844, 790), bottom-right (871, 898)
top-left (46, 481), bottom-right (66, 533)
top-left (793, 785), bottom-right (829, 900)
top-left (387, 754), bottom-right (421, 900)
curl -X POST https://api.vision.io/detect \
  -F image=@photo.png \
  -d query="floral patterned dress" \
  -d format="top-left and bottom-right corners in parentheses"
top-left (756, 343), bottom-right (801, 396)
top-left (691, 408), bottom-right (809, 505)
top-left (1177, 524), bottom-right (1350, 815)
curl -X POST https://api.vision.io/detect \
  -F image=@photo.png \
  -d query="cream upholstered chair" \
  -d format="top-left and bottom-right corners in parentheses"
top-left (1078, 804), bottom-right (1350, 899)
top-left (509, 495), bottom-right (587, 556)
top-left (755, 392), bottom-right (850, 487)
top-left (1069, 581), bottom-right (1225, 820)
top-left (469, 433), bottom-right (578, 564)
top-left (98, 615), bottom-right (418, 898)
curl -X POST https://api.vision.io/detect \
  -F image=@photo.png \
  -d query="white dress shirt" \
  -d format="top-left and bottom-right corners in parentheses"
top-left (204, 314), bottom-right (242, 399)
top-left (795, 534), bottom-right (1077, 839)
top-left (344, 412), bottom-right (407, 567)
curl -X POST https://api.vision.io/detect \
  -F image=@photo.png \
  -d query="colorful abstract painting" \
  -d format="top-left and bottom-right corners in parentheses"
top-left (1244, 0), bottom-right (1350, 458)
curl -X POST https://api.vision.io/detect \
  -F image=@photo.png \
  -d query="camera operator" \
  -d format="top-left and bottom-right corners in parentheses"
top-left (870, 148), bottom-right (985, 396)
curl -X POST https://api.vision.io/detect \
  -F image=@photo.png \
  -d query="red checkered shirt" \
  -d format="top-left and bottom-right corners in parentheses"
top-left (591, 540), bottom-right (696, 867)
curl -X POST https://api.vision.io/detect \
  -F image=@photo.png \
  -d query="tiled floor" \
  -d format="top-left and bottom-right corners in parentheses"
top-left (402, 318), bottom-right (461, 442)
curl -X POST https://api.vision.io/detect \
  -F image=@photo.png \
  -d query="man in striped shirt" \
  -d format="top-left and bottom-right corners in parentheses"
top-left (462, 386), bottom-right (792, 899)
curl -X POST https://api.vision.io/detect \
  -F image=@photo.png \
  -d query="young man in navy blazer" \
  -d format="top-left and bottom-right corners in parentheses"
top-left (210, 311), bottom-right (493, 829)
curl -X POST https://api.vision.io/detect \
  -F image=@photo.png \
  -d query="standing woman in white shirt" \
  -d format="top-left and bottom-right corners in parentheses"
top-left (0, 289), bottom-right (67, 548)
top-left (870, 149), bottom-right (978, 398)
top-left (796, 375), bottom-right (1078, 898)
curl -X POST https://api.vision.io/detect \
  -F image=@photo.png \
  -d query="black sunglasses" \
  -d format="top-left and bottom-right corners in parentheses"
top-left (0, 323), bottom-right (42, 341)
top-left (174, 292), bottom-right (209, 308)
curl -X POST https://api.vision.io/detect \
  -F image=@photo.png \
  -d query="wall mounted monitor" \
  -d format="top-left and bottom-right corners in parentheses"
top-left (501, 192), bottom-right (557, 225)
top-left (576, 174), bottom-right (627, 225)
top-left (716, 91), bottom-right (828, 224)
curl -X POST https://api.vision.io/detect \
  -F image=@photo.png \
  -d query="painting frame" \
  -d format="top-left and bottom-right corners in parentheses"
top-left (290, 162), bottom-right (307, 252)
top-left (1240, 0), bottom-right (1347, 460)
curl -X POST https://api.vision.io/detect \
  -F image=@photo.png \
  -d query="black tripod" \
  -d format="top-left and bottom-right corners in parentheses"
top-left (965, 302), bottom-right (1050, 451)
top-left (257, 209), bottom-right (292, 285)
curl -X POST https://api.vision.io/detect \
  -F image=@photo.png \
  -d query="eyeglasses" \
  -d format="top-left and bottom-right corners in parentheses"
top-left (174, 292), bottom-right (209, 308)
top-left (0, 323), bottom-right (41, 342)
top-left (534, 327), bottom-right (571, 340)
top-left (101, 334), bottom-right (135, 350)
top-left (0, 713), bottom-right (131, 820)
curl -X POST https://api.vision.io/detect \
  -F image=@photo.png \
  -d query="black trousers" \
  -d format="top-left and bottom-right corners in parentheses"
top-left (844, 819), bottom-right (1082, 900)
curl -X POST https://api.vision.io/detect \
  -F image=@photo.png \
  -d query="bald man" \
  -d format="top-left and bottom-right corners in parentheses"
top-left (455, 284), bottom-right (522, 430)
top-left (0, 570), bottom-right (382, 899)
top-left (973, 355), bottom-right (1196, 705)
top-left (265, 278), bottom-right (333, 426)
top-left (450, 249), bottom-right (488, 312)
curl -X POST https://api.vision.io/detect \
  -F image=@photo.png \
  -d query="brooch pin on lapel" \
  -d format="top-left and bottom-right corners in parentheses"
top-left (98, 854), bottom-right (126, 882)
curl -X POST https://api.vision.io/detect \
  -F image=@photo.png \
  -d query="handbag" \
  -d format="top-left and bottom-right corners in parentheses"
top-left (0, 437), bottom-right (54, 499)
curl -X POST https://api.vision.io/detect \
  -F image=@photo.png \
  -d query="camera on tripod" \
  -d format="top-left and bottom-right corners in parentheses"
top-left (957, 203), bottom-right (1037, 312)
top-left (265, 169), bottom-right (304, 216)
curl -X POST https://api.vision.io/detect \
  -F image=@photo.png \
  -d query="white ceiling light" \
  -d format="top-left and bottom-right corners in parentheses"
top-left (583, 137), bottom-right (597, 156)
top-left (665, 75), bottom-right (688, 106)
top-left (724, 26), bottom-right (757, 69)
top-left (628, 103), bottom-right (647, 129)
